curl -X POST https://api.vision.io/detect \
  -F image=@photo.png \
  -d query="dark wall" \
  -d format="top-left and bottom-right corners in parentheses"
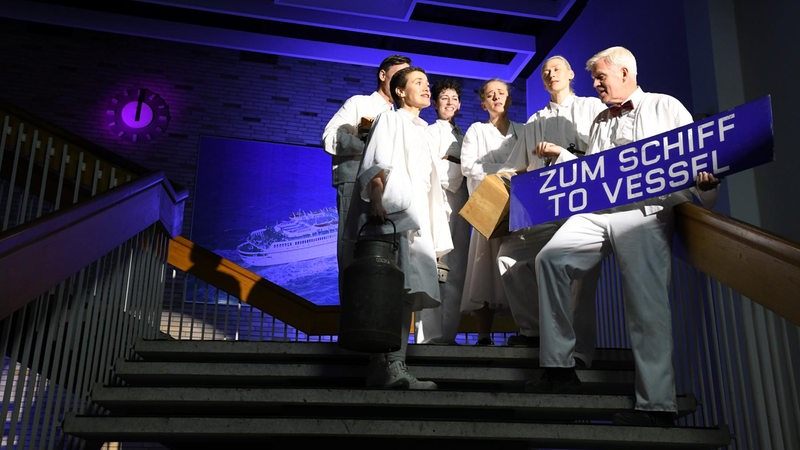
top-left (733, 0), bottom-right (800, 242)
top-left (1, 0), bottom-right (795, 243)
top-left (526, 1), bottom-right (694, 117)
top-left (0, 18), bottom-right (528, 238)
top-left (521, 0), bottom-right (799, 243)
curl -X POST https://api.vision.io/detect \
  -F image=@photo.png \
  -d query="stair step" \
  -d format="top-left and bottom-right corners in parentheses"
top-left (132, 339), bottom-right (634, 369)
top-left (124, 340), bottom-right (636, 391)
top-left (62, 415), bottom-right (732, 449)
top-left (87, 384), bottom-right (700, 419)
top-left (111, 359), bottom-right (634, 391)
top-left (61, 339), bottom-right (731, 449)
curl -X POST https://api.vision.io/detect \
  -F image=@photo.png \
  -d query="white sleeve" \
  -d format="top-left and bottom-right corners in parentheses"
top-left (460, 124), bottom-right (485, 193)
top-left (322, 96), bottom-right (364, 157)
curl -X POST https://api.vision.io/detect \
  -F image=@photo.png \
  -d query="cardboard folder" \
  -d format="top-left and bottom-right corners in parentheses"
top-left (459, 173), bottom-right (510, 239)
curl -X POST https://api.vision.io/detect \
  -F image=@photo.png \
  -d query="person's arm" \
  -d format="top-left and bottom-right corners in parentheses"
top-left (322, 97), bottom-right (365, 157)
top-left (480, 122), bottom-right (522, 175)
top-left (460, 125), bottom-right (485, 186)
top-left (357, 112), bottom-right (395, 218)
top-left (433, 125), bottom-right (465, 194)
top-left (500, 123), bottom-right (535, 174)
top-left (535, 140), bottom-right (578, 165)
top-left (444, 139), bottom-right (465, 193)
top-left (367, 170), bottom-right (388, 221)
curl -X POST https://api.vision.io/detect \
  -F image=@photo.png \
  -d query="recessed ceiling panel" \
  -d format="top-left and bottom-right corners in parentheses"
top-left (1, 0), bottom-right (585, 80)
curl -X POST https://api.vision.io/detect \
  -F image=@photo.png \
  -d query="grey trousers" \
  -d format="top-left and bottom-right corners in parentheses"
top-left (536, 208), bottom-right (678, 412)
top-left (498, 220), bottom-right (600, 364)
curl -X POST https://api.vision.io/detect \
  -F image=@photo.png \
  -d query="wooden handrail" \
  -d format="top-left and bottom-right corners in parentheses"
top-left (167, 235), bottom-right (518, 336)
top-left (168, 204), bottom-right (800, 336)
top-left (675, 202), bottom-right (800, 325)
top-left (168, 235), bottom-right (342, 335)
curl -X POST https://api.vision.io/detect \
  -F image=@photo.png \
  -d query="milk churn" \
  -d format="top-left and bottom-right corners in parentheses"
top-left (338, 219), bottom-right (404, 353)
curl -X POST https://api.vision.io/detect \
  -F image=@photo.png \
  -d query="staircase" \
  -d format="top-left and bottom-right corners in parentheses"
top-left (62, 339), bottom-right (732, 449)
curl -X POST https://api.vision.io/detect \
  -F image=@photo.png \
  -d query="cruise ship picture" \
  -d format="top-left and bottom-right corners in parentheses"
top-left (237, 207), bottom-right (338, 266)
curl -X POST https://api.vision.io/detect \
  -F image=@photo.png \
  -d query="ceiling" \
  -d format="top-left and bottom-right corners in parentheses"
top-left (2, 0), bottom-right (587, 81)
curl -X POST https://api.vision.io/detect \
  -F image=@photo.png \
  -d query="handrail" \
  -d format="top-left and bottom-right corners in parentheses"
top-left (166, 235), bottom-right (519, 336)
top-left (167, 235), bottom-right (341, 335)
top-left (166, 203), bottom-right (800, 336)
top-left (0, 172), bottom-right (188, 320)
top-left (675, 202), bottom-right (800, 325)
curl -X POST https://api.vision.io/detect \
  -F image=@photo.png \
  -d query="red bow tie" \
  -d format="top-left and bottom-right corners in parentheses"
top-left (608, 100), bottom-right (634, 118)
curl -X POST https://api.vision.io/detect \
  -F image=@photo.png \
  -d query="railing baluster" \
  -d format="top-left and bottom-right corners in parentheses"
top-left (55, 145), bottom-right (68, 211)
top-left (71, 151), bottom-right (84, 205)
top-left (2, 123), bottom-right (25, 231)
top-left (17, 129), bottom-right (39, 227)
top-left (34, 138), bottom-right (55, 218)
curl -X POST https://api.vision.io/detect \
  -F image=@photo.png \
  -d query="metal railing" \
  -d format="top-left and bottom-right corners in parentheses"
top-left (158, 240), bottom-right (799, 450)
top-left (1, 101), bottom-right (186, 450)
top-left (0, 100), bottom-right (148, 232)
top-left (2, 225), bottom-right (169, 449)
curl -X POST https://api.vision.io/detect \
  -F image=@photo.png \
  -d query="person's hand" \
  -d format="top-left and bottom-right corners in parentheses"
top-left (497, 169), bottom-right (516, 178)
top-left (369, 202), bottom-right (388, 223)
top-left (695, 171), bottom-right (721, 191)
top-left (535, 141), bottom-right (565, 165)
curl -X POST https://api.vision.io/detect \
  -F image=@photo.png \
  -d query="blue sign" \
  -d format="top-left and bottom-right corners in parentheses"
top-left (509, 96), bottom-right (774, 230)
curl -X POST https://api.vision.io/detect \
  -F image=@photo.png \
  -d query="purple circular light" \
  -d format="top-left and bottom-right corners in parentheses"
top-left (121, 101), bottom-right (154, 129)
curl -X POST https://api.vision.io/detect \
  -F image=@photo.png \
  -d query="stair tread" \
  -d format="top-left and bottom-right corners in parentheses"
top-left (111, 359), bottom-right (635, 391)
top-left (62, 414), bottom-right (732, 449)
top-left (88, 384), bottom-right (699, 417)
top-left (64, 339), bottom-right (730, 449)
top-left (133, 339), bottom-right (634, 367)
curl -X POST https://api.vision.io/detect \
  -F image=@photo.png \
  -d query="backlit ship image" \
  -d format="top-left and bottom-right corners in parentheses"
top-left (236, 207), bottom-right (338, 266)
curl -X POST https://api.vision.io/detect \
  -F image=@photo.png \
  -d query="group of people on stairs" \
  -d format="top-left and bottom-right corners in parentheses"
top-left (322, 46), bottom-right (721, 427)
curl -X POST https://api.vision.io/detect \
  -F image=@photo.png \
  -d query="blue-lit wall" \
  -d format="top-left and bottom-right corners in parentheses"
top-left (0, 1), bottom-right (693, 242)
top-left (0, 1), bottom-right (721, 306)
top-left (0, 19), bottom-right (529, 241)
top-left (0, 0), bottom-right (796, 252)
top-left (525, 1), bottom-right (694, 116)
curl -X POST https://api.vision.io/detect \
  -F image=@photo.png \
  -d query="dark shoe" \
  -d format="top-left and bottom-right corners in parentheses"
top-left (612, 410), bottom-right (676, 427)
top-left (573, 352), bottom-right (592, 369)
top-left (475, 337), bottom-right (494, 346)
top-left (506, 334), bottom-right (539, 347)
top-left (524, 367), bottom-right (582, 394)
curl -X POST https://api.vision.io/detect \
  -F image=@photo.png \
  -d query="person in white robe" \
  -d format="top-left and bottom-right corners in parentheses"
top-left (322, 54), bottom-right (411, 292)
top-left (414, 78), bottom-right (470, 345)
top-left (460, 78), bottom-right (524, 346)
top-left (344, 66), bottom-right (452, 389)
top-left (495, 56), bottom-right (606, 369)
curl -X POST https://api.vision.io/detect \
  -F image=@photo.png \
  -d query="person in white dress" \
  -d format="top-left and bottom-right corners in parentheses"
top-left (527, 46), bottom-right (720, 427)
top-left (344, 66), bottom-right (453, 389)
top-left (460, 78), bottom-right (524, 346)
top-left (415, 78), bottom-right (469, 345)
top-left (322, 54), bottom-right (411, 290)
top-left (496, 56), bottom-right (606, 369)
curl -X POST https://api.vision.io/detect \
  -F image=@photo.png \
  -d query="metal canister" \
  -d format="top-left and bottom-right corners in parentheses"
top-left (338, 220), bottom-right (404, 353)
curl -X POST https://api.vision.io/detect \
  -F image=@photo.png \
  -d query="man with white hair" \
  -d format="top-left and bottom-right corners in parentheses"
top-left (526, 46), bottom-right (720, 427)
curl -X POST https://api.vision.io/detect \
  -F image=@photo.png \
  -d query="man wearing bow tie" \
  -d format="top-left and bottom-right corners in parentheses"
top-left (525, 46), bottom-right (721, 427)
